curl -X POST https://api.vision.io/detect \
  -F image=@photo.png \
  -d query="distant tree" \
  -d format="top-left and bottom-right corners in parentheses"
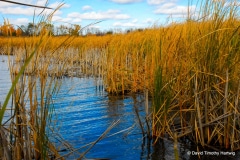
top-left (95, 30), bottom-right (104, 36)
top-left (38, 22), bottom-right (54, 35)
top-left (69, 24), bottom-right (81, 36)
top-left (85, 27), bottom-right (101, 36)
top-left (19, 25), bottom-right (27, 36)
top-left (105, 30), bottom-right (113, 35)
top-left (1, 20), bottom-right (8, 36)
top-left (26, 23), bottom-right (36, 36)
top-left (114, 28), bottom-right (122, 34)
top-left (0, 19), bottom-right (16, 36)
top-left (126, 28), bottom-right (133, 33)
top-left (45, 23), bottom-right (54, 35)
top-left (16, 28), bottom-right (22, 36)
top-left (137, 28), bottom-right (144, 32)
top-left (57, 25), bottom-right (69, 36)
top-left (9, 25), bottom-right (16, 36)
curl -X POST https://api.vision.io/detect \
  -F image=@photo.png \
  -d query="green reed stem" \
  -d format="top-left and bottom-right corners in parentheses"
top-left (0, 39), bottom-right (43, 125)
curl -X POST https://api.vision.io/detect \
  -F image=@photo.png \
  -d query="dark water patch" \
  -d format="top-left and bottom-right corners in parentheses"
top-left (50, 76), bottom-right (240, 160)
top-left (50, 77), bottom-right (150, 159)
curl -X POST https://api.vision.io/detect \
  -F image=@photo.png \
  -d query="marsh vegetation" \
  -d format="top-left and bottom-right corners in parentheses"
top-left (1, 0), bottom-right (240, 159)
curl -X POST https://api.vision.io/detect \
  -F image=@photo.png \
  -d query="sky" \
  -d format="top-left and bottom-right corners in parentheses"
top-left (0, 0), bottom-right (198, 32)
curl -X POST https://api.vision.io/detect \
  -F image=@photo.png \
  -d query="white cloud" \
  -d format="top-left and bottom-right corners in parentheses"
top-left (52, 16), bottom-right (62, 22)
top-left (147, 0), bottom-right (170, 5)
top-left (11, 18), bottom-right (29, 26)
top-left (110, 0), bottom-right (142, 4)
top-left (0, 7), bottom-right (33, 15)
top-left (36, 0), bottom-right (49, 6)
top-left (72, 18), bottom-right (82, 23)
top-left (82, 5), bottom-right (92, 11)
top-left (68, 9), bottom-right (130, 20)
top-left (143, 18), bottom-right (154, 24)
top-left (0, 1), bottom-right (67, 16)
top-left (147, 0), bottom-right (195, 17)
top-left (49, 2), bottom-right (70, 9)
top-left (132, 19), bottom-right (138, 23)
top-left (35, 0), bottom-right (70, 8)
top-left (160, 2), bottom-right (176, 8)
top-left (88, 25), bottom-right (101, 29)
top-left (0, 0), bottom-right (66, 9)
top-left (52, 16), bottom-right (72, 23)
top-left (153, 2), bottom-right (195, 16)
top-left (0, 7), bottom-right (61, 17)
top-left (113, 22), bottom-right (136, 27)
top-left (113, 19), bottom-right (142, 27)
top-left (147, 0), bottom-right (162, 5)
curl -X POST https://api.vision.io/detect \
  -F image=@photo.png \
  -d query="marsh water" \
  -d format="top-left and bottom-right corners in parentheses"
top-left (1, 55), bottom-right (240, 160)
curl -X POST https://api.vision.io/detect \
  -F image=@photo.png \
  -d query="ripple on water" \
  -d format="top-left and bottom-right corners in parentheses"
top-left (0, 58), bottom-right (11, 101)
top-left (0, 56), bottom-right (13, 119)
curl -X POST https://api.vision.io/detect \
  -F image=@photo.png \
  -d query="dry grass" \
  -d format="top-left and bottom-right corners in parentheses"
top-left (0, 4), bottom-right (76, 159)
top-left (151, 0), bottom-right (240, 151)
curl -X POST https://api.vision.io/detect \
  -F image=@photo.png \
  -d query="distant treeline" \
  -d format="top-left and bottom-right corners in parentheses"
top-left (0, 20), bottom-right (144, 37)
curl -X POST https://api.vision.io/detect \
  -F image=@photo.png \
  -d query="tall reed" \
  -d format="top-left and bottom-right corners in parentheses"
top-left (0, 3), bottom-right (76, 159)
top-left (152, 0), bottom-right (240, 150)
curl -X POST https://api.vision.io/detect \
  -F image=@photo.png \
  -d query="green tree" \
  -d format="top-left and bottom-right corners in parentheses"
top-left (69, 24), bottom-right (81, 36)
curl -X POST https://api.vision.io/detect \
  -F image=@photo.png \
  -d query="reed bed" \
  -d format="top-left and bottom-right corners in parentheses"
top-left (0, 6), bottom-right (82, 159)
top-left (151, 1), bottom-right (240, 151)
top-left (0, 24), bottom-right (114, 160)
top-left (1, 0), bottom-right (240, 152)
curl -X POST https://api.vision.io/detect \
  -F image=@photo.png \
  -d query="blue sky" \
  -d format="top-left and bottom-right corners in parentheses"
top-left (0, 0), bottom-right (197, 32)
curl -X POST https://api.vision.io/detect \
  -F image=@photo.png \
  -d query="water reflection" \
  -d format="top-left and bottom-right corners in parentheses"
top-left (107, 94), bottom-right (125, 118)
top-left (0, 56), bottom-right (13, 119)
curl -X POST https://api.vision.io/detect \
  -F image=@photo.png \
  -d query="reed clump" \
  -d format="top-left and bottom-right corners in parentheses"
top-left (0, 5), bottom-right (80, 159)
top-left (151, 0), bottom-right (240, 151)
